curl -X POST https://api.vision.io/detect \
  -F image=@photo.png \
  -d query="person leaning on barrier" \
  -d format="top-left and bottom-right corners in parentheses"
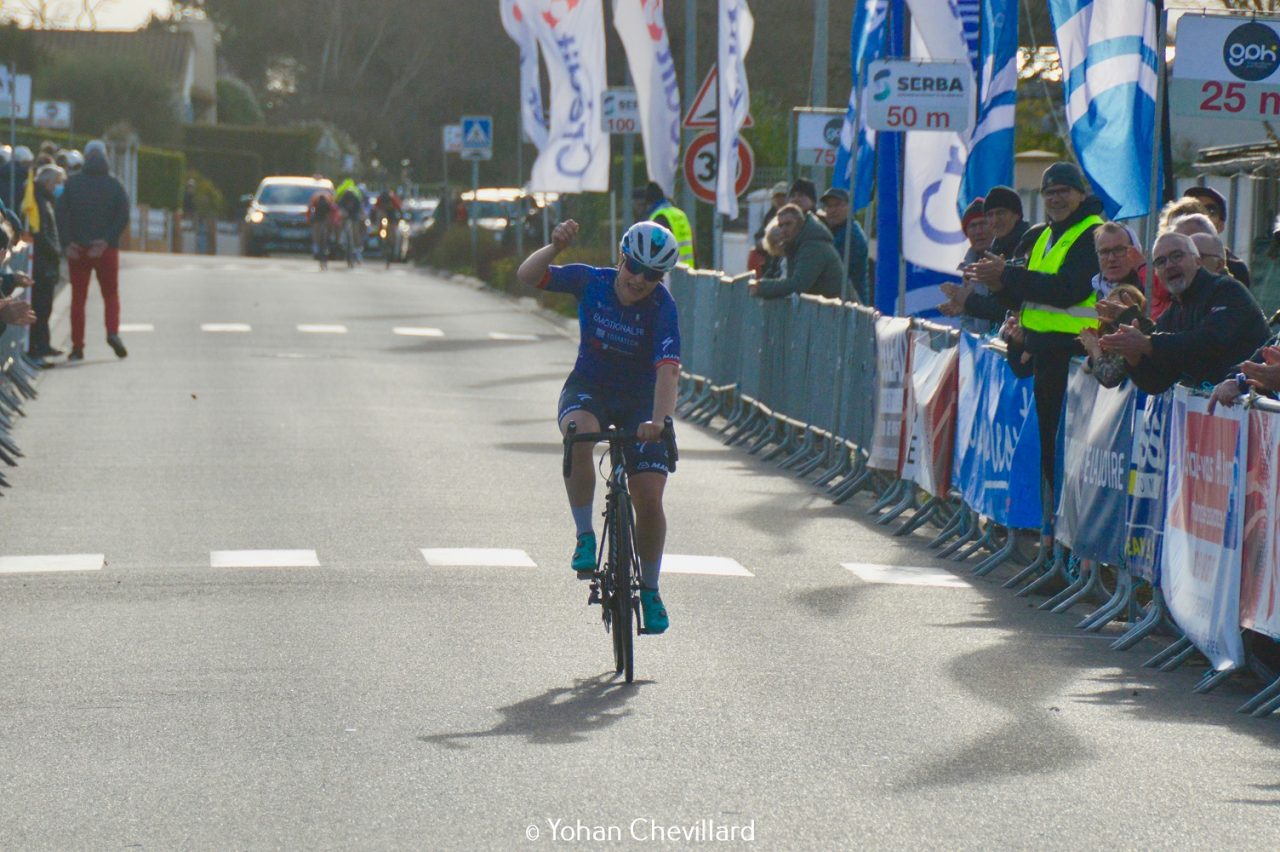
top-left (747, 203), bottom-right (844, 301)
top-left (965, 161), bottom-right (1103, 486)
top-left (942, 187), bottom-right (1031, 331)
top-left (1099, 232), bottom-right (1269, 395)
top-left (818, 187), bottom-right (869, 304)
top-left (939, 198), bottom-right (996, 332)
top-left (0, 216), bottom-right (37, 331)
top-left (749, 181), bottom-right (789, 275)
top-left (1182, 185), bottom-right (1251, 288)
top-left (1080, 284), bottom-right (1151, 388)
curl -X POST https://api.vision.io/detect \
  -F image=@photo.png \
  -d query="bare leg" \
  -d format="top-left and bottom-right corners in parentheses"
top-left (559, 410), bottom-right (601, 511)
top-left (629, 471), bottom-right (668, 581)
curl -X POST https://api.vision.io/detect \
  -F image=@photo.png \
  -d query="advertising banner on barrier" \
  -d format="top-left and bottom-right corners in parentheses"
top-left (907, 334), bottom-right (959, 498)
top-left (1056, 362), bottom-right (1136, 566)
top-left (955, 339), bottom-right (1042, 528)
top-left (1243, 407), bottom-right (1280, 641)
top-left (869, 317), bottom-right (911, 471)
top-left (1163, 388), bottom-right (1246, 671)
top-left (898, 332), bottom-right (921, 482)
top-left (1125, 390), bottom-right (1172, 584)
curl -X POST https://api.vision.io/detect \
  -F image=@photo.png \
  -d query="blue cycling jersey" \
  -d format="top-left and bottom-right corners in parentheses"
top-left (539, 263), bottom-right (681, 397)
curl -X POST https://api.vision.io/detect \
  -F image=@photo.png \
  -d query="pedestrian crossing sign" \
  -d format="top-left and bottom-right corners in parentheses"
top-left (461, 115), bottom-right (493, 160)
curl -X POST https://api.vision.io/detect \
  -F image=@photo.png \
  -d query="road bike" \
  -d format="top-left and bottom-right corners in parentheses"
top-left (562, 417), bottom-right (677, 683)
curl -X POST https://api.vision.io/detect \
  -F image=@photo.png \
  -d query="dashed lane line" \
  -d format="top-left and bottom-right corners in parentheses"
top-left (210, 550), bottom-right (320, 568)
top-left (117, 323), bottom-right (154, 332)
top-left (297, 324), bottom-right (349, 334)
top-left (842, 562), bottom-right (970, 588)
top-left (488, 332), bottom-right (540, 342)
top-left (0, 554), bottom-right (106, 574)
top-left (420, 548), bottom-right (538, 568)
top-left (201, 323), bottom-right (252, 333)
top-left (393, 327), bottom-right (445, 338)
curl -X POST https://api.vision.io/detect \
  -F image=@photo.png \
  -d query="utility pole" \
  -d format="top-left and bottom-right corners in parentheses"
top-left (682, 0), bottom-right (697, 242)
top-left (811, 0), bottom-right (830, 188)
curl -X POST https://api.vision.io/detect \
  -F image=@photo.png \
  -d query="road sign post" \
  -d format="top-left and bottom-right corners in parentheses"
top-left (604, 86), bottom-right (639, 237)
top-left (460, 116), bottom-right (493, 276)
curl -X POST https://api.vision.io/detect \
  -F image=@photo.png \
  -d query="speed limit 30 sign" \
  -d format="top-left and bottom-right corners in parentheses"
top-left (682, 132), bottom-right (754, 206)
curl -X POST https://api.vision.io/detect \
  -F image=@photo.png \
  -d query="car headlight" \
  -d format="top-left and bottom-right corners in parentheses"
top-left (248, 208), bottom-right (265, 224)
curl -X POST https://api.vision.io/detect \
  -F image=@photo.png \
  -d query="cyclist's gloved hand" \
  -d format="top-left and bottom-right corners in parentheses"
top-left (552, 219), bottom-right (579, 251)
top-left (635, 420), bottom-right (664, 443)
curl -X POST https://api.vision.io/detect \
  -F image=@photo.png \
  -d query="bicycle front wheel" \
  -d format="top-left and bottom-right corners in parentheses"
top-left (610, 491), bottom-right (636, 683)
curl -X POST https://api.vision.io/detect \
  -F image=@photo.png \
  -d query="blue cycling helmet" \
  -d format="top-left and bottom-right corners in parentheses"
top-left (620, 221), bottom-right (680, 274)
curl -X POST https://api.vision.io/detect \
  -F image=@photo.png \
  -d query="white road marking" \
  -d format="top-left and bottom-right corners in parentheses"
top-left (117, 323), bottom-right (154, 332)
top-left (297, 324), bottom-right (348, 334)
top-left (420, 548), bottom-right (537, 568)
top-left (842, 562), bottom-right (969, 588)
top-left (210, 549), bottom-right (320, 568)
top-left (201, 323), bottom-right (252, 333)
top-left (0, 554), bottom-right (105, 574)
top-left (394, 327), bottom-right (445, 338)
top-left (661, 555), bottom-right (753, 577)
top-left (489, 332), bottom-right (540, 342)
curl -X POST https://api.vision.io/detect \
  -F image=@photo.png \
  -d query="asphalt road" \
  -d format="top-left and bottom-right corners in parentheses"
top-left (1, 252), bottom-right (1278, 850)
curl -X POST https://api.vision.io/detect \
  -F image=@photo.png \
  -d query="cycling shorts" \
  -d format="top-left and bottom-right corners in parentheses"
top-left (557, 375), bottom-right (670, 476)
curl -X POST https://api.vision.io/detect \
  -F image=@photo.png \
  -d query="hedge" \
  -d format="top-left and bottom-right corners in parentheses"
top-left (137, 146), bottom-right (186, 211)
top-left (181, 146), bottom-right (263, 212)
top-left (181, 125), bottom-right (321, 176)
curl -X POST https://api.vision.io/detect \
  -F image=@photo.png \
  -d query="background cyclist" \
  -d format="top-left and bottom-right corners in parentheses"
top-left (515, 219), bottom-right (681, 634)
top-left (307, 187), bottom-right (337, 263)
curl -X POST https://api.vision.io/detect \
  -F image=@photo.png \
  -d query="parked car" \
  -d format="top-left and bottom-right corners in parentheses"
top-left (403, 198), bottom-right (439, 237)
top-left (241, 176), bottom-right (333, 256)
top-left (460, 187), bottom-right (560, 243)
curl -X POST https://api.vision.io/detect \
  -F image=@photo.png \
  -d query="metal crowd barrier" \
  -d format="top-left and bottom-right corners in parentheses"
top-left (669, 266), bottom-right (1280, 719)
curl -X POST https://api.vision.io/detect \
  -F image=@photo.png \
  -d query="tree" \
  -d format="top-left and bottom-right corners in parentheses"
top-left (216, 78), bottom-right (264, 126)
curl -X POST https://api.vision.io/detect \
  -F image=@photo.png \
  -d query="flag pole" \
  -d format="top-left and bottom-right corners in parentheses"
top-left (1143, 1), bottom-right (1167, 315)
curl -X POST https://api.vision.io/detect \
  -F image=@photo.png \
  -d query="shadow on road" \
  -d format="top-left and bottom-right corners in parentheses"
top-left (419, 672), bottom-right (648, 749)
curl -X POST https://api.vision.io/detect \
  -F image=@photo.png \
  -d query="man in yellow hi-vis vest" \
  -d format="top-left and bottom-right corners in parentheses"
top-left (964, 162), bottom-right (1103, 496)
top-left (634, 182), bottom-right (695, 269)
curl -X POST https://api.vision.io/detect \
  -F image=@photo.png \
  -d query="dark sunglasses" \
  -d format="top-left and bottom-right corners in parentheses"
top-left (623, 255), bottom-right (665, 282)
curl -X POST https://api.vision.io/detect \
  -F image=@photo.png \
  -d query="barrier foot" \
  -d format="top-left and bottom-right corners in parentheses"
top-left (683, 388), bottom-right (716, 421)
top-left (875, 486), bottom-right (916, 526)
top-left (867, 479), bottom-right (905, 515)
top-left (1250, 690), bottom-right (1280, 718)
top-left (951, 523), bottom-right (995, 562)
top-left (1002, 538), bottom-right (1050, 589)
top-left (747, 419), bottom-right (782, 455)
top-left (1049, 560), bottom-right (1101, 613)
top-left (972, 535), bottom-right (1016, 576)
top-left (819, 446), bottom-right (857, 488)
top-left (0, 446), bottom-right (15, 467)
top-left (1078, 569), bottom-right (1132, 631)
top-left (726, 412), bottom-right (764, 447)
top-left (938, 511), bottom-right (979, 558)
top-left (928, 506), bottom-right (968, 549)
top-left (0, 434), bottom-right (23, 458)
top-left (781, 432), bottom-right (818, 470)
top-left (1193, 667), bottom-right (1235, 695)
top-left (894, 497), bottom-right (939, 537)
top-left (1144, 636), bottom-right (1192, 669)
top-left (831, 466), bottom-right (876, 505)
top-left (0, 387), bottom-right (24, 415)
top-left (1239, 674), bottom-right (1280, 714)
top-left (1016, 544), bottom-right (1066, 598)
top-left (7, 370), bottom-right (36, 400)
top-left (760, 423), bottom-right (796, 462)
top-left (719, 400), bottom-right (753, 436)
top-left (794, 441), bottom-right (831, 477)
top-left (1110, 589), bottom-right (1169, 650)
top-left (1157, 642), bottom-right (1199, 673)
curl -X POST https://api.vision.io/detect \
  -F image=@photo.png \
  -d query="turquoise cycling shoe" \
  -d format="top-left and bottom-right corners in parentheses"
top-left (572, 532), bottom-right (597, 573)
top-left (639, 587), bottom-right (669, 634)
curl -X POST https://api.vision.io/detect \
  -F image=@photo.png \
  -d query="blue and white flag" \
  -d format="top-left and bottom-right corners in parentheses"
top-left (832, 0), bottom-right (887, 209)
top-left (960, 0), bottom-right (1018, 208)
top-left (1049, 0), bottom-right (1159, 220)
top-left (500, 0), bottom-right (550, 151)
top-left (717, 0), bottom-right (754, 218)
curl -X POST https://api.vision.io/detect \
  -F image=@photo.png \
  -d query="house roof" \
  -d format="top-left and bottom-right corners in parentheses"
top-left (31, 29), bottom-right (194, 90)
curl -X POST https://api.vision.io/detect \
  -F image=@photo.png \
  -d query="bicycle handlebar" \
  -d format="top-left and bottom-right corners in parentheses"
top-left (562, 416), bottom-right (678, 478)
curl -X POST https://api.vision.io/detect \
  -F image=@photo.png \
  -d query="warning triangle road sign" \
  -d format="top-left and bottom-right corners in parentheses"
top-left (682, 66), bottom-right (754, 131)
